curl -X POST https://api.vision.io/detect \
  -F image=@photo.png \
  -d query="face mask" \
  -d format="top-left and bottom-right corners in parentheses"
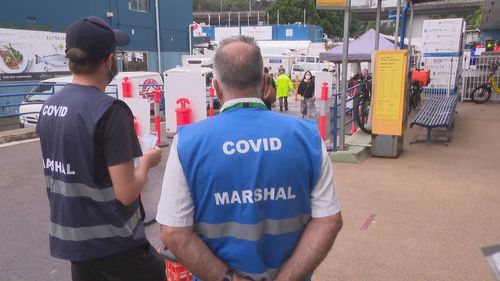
top-left (106, 56), bottom-right (118, 84)
top-left (305, 75), bottom-right (311, 79)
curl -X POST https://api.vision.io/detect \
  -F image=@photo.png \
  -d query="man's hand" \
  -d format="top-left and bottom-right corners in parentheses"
top-left (109, 147), bottom-right (163, 206)
top-left (273, 213), bottom-right (343, 281)
top-left (233, 274), bottom-right (253, 281)
top-left (141, 146), bottom-right (162, 169)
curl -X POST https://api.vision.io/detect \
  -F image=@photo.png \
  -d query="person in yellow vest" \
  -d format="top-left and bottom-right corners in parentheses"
top-left (275, 69), bottom-right (294, 111)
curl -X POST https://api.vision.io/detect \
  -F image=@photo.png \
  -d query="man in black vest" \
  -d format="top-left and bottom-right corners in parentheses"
top-left (37, 16), bottom-right (165, 281)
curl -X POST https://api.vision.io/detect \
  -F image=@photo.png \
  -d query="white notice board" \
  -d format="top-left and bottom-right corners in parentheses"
top-left (421, 18), bottom-right (464, 55)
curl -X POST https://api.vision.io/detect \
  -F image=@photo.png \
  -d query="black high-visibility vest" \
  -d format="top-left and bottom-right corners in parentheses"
top-left (37, 84), bottom-right (146, 261)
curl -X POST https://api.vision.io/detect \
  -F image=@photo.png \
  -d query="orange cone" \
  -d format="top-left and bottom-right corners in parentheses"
top-left (351, 122), bottom-right (357, 134)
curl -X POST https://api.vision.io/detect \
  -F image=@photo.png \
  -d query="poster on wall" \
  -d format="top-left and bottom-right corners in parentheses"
top-left (0, 28), bottom-right (70, 82)
top-left (240, 26), bottom-right (272, 41)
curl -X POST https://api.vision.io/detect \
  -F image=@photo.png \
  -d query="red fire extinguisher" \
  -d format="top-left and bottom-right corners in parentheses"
top-left (175, 98), bottom-right (192, 126)
top-left (122, 76), bottom-right (131, 98)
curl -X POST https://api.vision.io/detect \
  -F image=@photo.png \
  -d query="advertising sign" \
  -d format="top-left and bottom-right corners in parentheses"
top-left (215, 27), bottom-right (240, 42)
top-left (422, 56), bottom-right (459, 90)
top-left (316, 0), bottom-right (346, 9)
top-left (421, 18), bottom-right (464, 55)
top-left (372, 50), bottom-right (408, 136)
top-left (0, 28), bottom-right (69, 81)
top-left (240, 26), bottom-right (272, 41)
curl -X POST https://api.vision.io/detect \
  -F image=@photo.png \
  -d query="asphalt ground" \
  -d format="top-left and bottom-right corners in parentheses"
top-left (0, 99), bottom-right (499, 280)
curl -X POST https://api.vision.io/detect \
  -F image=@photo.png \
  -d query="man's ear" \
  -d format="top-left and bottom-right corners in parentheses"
top-left (213, 79), bottom-right (222, 99)
top-left (105, 53), bottom-right (114, 68)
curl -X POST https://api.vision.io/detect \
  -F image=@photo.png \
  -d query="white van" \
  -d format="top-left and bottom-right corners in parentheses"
top-left (19, 72), bottom-right (162, 128)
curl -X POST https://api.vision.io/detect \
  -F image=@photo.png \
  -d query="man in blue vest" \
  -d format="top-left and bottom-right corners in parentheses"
top-left (157, 36), bottom-right (343, 281)
top-left (37, 16), bottom-right (165, 281)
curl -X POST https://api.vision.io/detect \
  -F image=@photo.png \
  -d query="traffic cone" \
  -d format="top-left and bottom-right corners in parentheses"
top-left (351, 122), bottom-right (357, 134)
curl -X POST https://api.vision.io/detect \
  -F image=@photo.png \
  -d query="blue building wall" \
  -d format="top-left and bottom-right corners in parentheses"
top-left (0, 0), bottom-right (192, 71)
top-left (481, 30), bottom-right (500, 42)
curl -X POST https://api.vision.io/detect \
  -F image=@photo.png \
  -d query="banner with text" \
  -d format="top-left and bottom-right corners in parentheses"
top-left (0, 28), bottom-right (70, 82)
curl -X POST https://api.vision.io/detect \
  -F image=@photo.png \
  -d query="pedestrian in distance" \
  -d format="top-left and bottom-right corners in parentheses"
top-left (298, 70), bottom-right (316, 120)
top-left (261, 67), bottom-right (276, 110)
top-left (157, 35), bottom-right (343, 281)
top-left (276, 69), bottom-right (294, 111)
top-left (36, 16), bottom-right (165, 281)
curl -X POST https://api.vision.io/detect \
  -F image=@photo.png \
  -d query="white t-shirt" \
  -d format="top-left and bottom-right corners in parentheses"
top-left (156, 99), bottom-right (341, 227)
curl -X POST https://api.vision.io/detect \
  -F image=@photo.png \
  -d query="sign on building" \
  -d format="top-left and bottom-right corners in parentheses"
top-left (0, 28), bottom-right (69, 81)
top-left (214, 27), bottom-right (240, 42)
top-left (240, 26), bottom-right (272, 41)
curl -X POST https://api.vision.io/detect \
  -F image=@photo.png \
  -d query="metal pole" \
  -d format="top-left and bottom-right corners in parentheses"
top-left (220, 0), bottom-right (223, 13)
top-left (229, 12), bottom-right (231, 26)
top-left (248, 12), bottom-right (250, 26)
top-left (249, 0), bottom-right (251, 14)
top-left (304, 9), bottom-right (306, 25)
top-left (277, 10), bottom-right (280, 26)
top-left (257, 11), bottom-right (260, 25)
top-left (238, 12), bottom-right (241, 27)
top-left (448, 56), bottom-right (454, 96)
top-left (155, 0), bottom-right (162, 72)
top-left (219, 13), bottom-right (221, 26)
top-left (408, 1), bottom-right (414, 51)
top-left (267, 12), bottom-right (269, 25)
top-left (339, 0), bottom-right (351, 150)
top-left (394, 0), bottom-right (402, 49)
top-left (375, 0), bottom-right (381, 51)
top-left (208, 13), bottom-right (211, 26)
top-left (188, 24), bottom-right (193, 55)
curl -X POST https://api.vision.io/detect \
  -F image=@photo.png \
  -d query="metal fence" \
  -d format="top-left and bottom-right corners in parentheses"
top-left (330, 81), bottom-right (370, 152)
top-left (411, 54), bottom-right (461, 99)
top-left (460, 52), bottom-right (500, 102)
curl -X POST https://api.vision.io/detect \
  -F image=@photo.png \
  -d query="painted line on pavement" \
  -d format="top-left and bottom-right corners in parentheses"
top-left (0, 138), bottom-right (39, 148)
top-left (360, 214), bottom-right (376, 231)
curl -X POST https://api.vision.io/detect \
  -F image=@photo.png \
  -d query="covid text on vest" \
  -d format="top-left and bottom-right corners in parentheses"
top-left (43, 158), bottom-right (76, 175)
top-left (41, 105), bottom-right (68, 117)
top-left (222, 138), bottom-right (282, 155)
top-left (214, 187), bottom-right (296, 205)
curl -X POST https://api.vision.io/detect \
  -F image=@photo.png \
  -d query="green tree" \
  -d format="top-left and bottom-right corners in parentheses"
top-left (465, 8), bottom-right (482, 29)
top-left (266, 0), bottom-right (360, 37)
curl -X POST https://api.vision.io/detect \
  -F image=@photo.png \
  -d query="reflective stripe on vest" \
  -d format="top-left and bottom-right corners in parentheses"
top-left (50, 207), bottom-right (142, 242)
top-left (195, 214), bottom-right (311, 241)
top-left (45, 176), bottom-right (115, 202)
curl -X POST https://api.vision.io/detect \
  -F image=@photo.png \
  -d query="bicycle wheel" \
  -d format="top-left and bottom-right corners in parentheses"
top-left (354, 94), bottom-right (372, 134)
top-left (470, 85), bottom-right (492, 104)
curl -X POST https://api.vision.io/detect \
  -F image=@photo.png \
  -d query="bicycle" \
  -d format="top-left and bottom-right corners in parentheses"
top-left (408, 68), bottom-right (430, 114)
top-left (470, 63), bottom-right (500, 104)
top-left (352, 76), bottom-right (372, 134)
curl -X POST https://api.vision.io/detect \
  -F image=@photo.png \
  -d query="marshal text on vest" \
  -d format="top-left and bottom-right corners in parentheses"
top-left (43, 158), bottom-right (76, 175)
top-left (214, 187), bottom-right (296, 205)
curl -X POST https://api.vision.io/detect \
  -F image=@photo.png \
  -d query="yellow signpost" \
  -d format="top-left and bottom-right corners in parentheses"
top-left (372, 50), bottom-right (408, 136)
top-left (316, 0), bottom-right (346, 9)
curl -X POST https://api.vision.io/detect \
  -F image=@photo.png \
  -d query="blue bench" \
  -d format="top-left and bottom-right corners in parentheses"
top-left (409, 95), bottom-right (458, 145)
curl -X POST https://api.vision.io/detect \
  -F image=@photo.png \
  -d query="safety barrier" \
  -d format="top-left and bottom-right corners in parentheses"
top-left (330, 81), bottom-right (369, 152)
top-left (460, 52), bottom-right (500, 102)
top-left (411, 54), bottom-right (461, 98)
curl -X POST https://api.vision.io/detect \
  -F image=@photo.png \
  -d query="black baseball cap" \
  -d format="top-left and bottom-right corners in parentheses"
top-left (65, 16), bottom-right (129, 63)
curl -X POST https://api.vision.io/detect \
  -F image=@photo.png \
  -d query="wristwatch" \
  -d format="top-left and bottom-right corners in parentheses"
top-left (222, 269), bottom-right (234, 281)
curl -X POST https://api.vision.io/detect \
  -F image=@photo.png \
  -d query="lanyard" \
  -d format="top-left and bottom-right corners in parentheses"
top-left (221, 102), bottom-right (267, 113)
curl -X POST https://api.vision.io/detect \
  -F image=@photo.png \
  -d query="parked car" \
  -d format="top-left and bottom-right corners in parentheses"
top-left (19, 76), bottom-right (75, 128)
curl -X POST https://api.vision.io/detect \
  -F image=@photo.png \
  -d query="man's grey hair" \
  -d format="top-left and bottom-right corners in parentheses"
top-left (213, 36), bottom-right (263, 92)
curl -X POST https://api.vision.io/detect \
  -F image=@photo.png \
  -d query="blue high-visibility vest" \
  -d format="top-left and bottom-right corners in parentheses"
top-left (177, 104), bottom-right (322, 281)
top-left (37, 84), bottom-right (147, 261)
